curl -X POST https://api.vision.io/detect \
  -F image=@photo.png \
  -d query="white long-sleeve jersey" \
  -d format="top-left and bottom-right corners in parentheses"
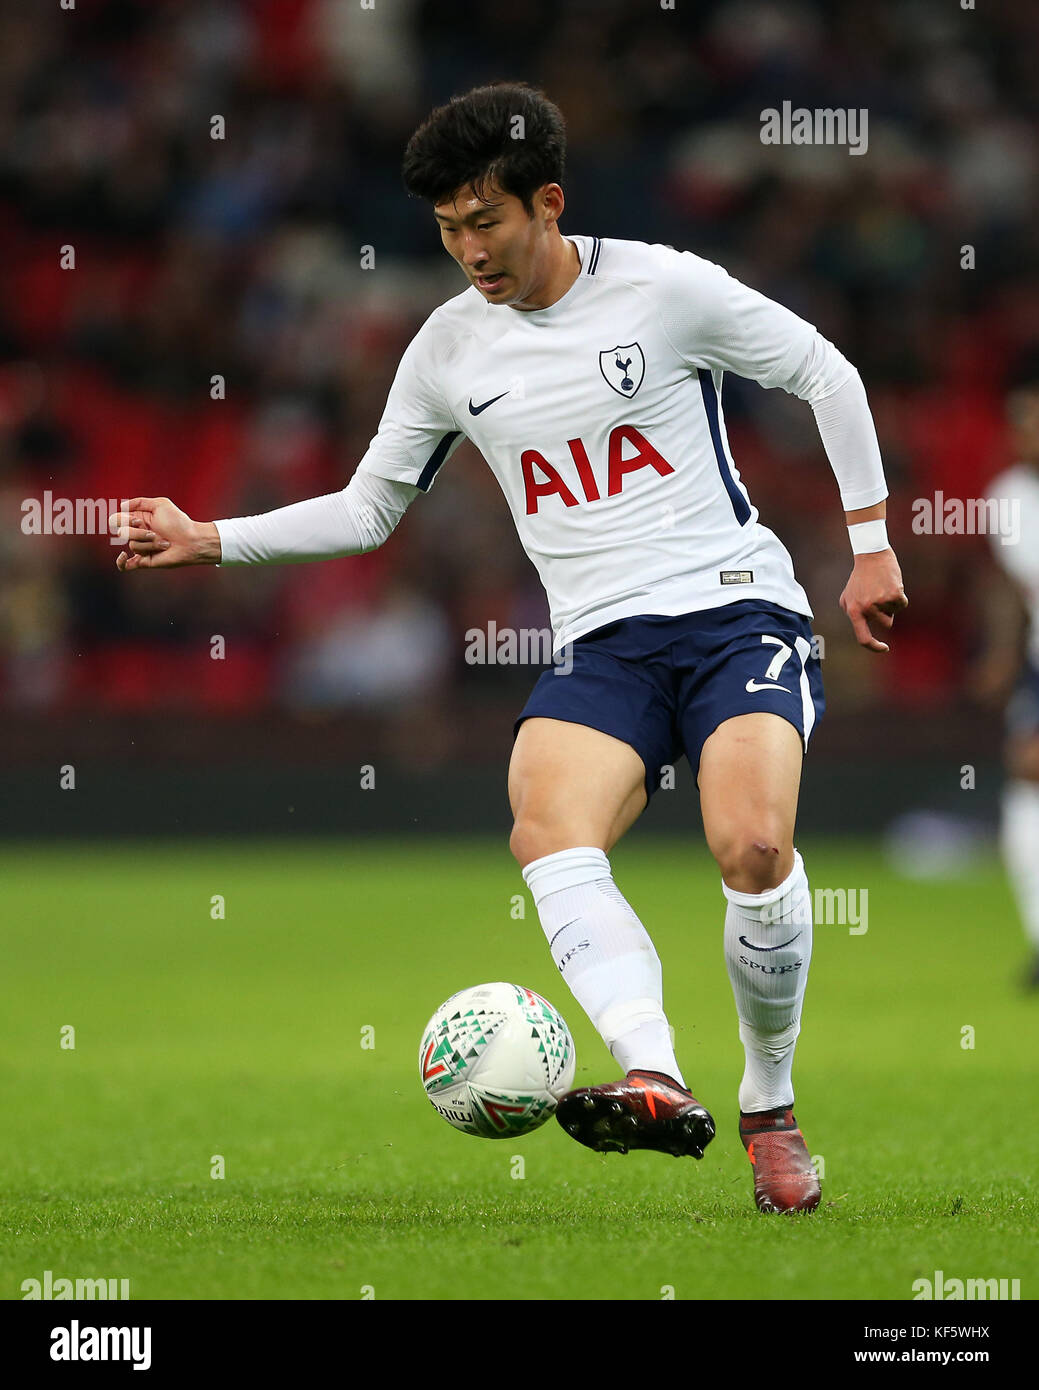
top-left (216, 235), bottom-right (888, 652)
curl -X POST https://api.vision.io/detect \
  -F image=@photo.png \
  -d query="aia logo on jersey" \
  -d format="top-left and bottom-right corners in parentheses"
top-left (521, 425), bottom-right (675, 515)
top-left (599, 342), bottom-right (645, 398)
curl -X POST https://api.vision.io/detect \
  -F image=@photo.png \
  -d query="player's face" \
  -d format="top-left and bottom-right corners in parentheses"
top-left (433, 182), bottom-right (565, 310)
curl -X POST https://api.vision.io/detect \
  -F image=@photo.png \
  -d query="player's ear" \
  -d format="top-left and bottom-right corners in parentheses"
top-left (538, 183), bottom-right (565, 225)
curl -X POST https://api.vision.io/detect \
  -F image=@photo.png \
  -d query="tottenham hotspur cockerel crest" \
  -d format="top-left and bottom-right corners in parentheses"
top-left (599, 342), bottom-right (645, 398)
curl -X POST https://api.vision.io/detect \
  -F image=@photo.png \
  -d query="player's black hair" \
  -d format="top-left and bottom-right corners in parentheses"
top-left (401, 82), bottom-right (566, 215)
top-left (1005, 344), bottom-right (1039, 396)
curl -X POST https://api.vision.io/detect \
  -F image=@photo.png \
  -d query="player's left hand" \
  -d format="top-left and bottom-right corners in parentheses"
top-left (839, 550), bottom-right (908, 654)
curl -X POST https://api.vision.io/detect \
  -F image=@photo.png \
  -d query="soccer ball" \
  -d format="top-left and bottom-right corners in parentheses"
top-left (419, 982), bottom-right (576, 1138)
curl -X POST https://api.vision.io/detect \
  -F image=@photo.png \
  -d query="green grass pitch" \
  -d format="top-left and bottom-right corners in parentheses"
top-left (1, 836), bottom-right (1035, 1301)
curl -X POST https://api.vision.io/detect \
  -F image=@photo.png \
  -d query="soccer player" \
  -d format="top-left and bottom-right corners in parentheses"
top-left (974, 352), bottom-right (1039, 985)
top-left (110, 83), bottom-right (907, 1214)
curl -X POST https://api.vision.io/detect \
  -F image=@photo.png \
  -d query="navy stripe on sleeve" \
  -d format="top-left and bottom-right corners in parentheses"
top-left (416, 430), bottom-right (461, 491)
top-left (697, 369), bottom-right (751, 525)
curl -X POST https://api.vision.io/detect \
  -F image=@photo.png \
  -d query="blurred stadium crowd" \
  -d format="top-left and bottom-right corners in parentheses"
top-left (1, 0), bottom-right (1036, 749)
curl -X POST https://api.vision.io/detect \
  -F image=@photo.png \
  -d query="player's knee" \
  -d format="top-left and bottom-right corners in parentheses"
top-left (509, 813), bottom-right (584, 870)
top-left (713, 831), bottom-right (791, 895)
top-left (509, 815), bottom-right (550, 870)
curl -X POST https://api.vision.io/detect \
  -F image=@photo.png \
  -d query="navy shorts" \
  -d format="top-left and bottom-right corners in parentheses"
top-left (514, 601), bottom-right (825, 800)
top-left (1006, 658), bottom-right (1039, 742)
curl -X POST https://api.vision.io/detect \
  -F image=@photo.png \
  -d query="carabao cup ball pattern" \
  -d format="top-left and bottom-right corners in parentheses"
top-left (419, 983), bottom-right (576, 1138)
top-left (516, 984), bottom-right (574, 1092)
top-left (418, 995), bottom-right (510, 1096)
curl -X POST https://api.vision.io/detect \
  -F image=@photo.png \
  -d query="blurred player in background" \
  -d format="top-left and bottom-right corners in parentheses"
top-left (109, 83), bottom-right (908, 1213)
top-left (975, 352), bottom-right (1039, 985)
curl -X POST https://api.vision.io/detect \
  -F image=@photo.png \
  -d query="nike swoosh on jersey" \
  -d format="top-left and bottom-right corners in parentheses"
top-left (738, 932), bottom-right (802, 953)
top-left (745, 679), bottom-right (791, 693)
top-left (468, 390), bottom-right (510, 416)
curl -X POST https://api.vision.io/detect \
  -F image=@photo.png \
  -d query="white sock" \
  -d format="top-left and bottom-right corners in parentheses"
top-left (1001, 780), bottom-right (1039, 950)
top-left (522, 847), bottom-right (685, 1085)
top-left (722, 850), bottom-right (813, 1113)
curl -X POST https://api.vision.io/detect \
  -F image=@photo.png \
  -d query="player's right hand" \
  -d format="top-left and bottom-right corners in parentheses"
top-left (108, 496), bottom-right (221, 571)
top-left (839, 549), bottom-right (908, 654)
